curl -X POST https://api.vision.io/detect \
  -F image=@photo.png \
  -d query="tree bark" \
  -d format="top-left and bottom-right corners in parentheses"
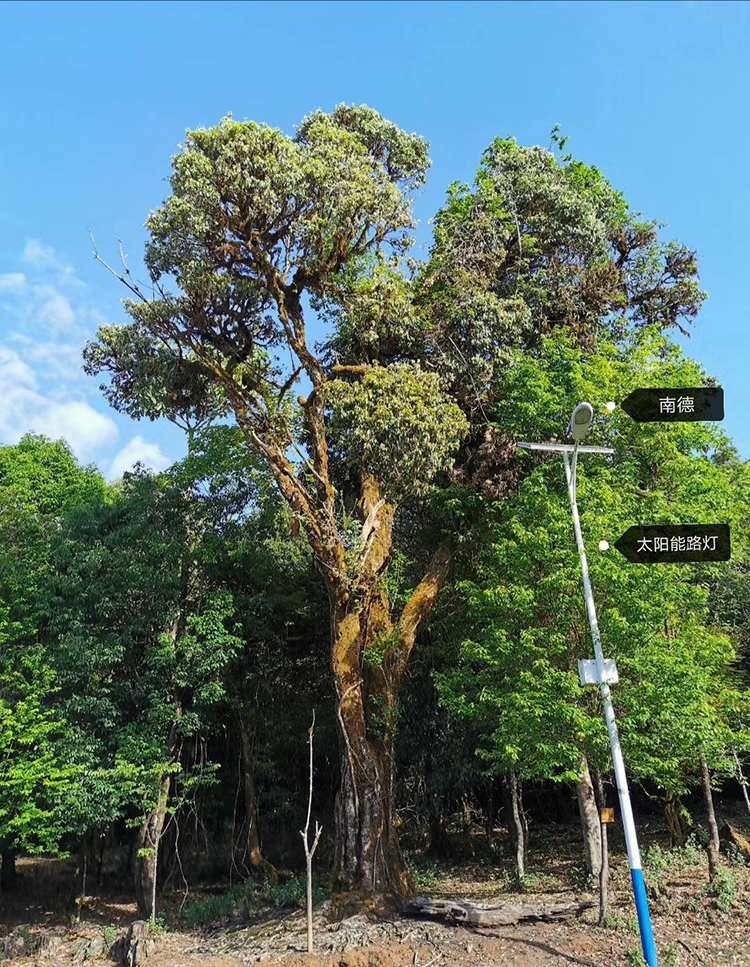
top-left (699, 750), bottom-right (721, 881)
top-left (520, 787), bottom-right (529, 869)
top-left (575, 756), bottom-right (602, 878)
top-left (239, 721), bottom-right (279, 885)
top-left (134, 772), bottom-right (171, 918)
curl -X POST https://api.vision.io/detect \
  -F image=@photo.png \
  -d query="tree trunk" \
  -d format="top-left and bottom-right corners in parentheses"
top-left (699, 750), bottom-right (720, 881)
top-left (306, 853), bottom-right (314, 950)
top-left (133, 553), bottom-right (191, 919)
top-left (592, 767), bottom-right (609, 925)
top-left (328, 476), bottom-right (452, 913)
top-left (519, 786), bottom-right (529, 869)
top-left (508, 769), bottom-right (525, 883)
top-left (77, 834), bottom-right (89, 908)
top-left (575, 756), bottom-right (602, 878)
top-left (664, 791), bottom-right (685, 847)
top-left (330, 602), bottom-right (413, 914)
top-left (96, 828), bottom-right (107, 887)
top-left (134, 772), bottom-right (171, 918)
top-left (331, 727), bottom-right (412, 913)
top-left (239, 721), bottom-right (279, 885)
top-left (1, 849), bottom-right (16, 891)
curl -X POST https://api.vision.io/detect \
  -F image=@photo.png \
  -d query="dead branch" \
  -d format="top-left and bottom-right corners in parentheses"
top-left (403, 896), bottom-right (594, 928)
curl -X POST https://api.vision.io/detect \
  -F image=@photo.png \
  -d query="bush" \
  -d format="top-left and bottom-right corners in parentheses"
top-left (624, 947), bottom-right (647, 967)
top-left (709, 867), bottom-right (736, 913)
top-left (177, 874), bottom-right (329, 928)
top-left (253, 873), bottom-right (328, 909)
top-left (644, 844), bottom-right (674, 875)
top-left (178, 885), bottom-right (246, 928)
top-left (409, 861), bottom-right (439, 891)
top-left (683, 833), bottom-right (703, 866)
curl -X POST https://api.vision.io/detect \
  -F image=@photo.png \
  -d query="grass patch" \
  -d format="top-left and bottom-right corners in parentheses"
top-left (176, 874), bottom-right (328, 929)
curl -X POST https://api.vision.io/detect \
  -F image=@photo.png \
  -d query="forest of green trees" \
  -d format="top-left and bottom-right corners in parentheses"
top-left (1, 107), bottom-right (749, 926)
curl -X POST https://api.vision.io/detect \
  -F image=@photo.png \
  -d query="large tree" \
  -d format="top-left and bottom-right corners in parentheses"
top-left (84, 109), bottom-right (704, 911)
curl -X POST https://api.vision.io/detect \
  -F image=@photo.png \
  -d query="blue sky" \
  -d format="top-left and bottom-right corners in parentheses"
top-left (1, 0), bottom-right (748, 478)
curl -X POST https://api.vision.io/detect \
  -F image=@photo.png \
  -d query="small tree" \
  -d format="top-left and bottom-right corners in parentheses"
top-left (47, 469), bottom-right (241, 916)
top-left (0, 437), bottom-right (106, 875)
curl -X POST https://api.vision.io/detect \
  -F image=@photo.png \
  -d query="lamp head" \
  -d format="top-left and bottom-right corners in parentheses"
top-left (570, 402), bottom-right (594, 442)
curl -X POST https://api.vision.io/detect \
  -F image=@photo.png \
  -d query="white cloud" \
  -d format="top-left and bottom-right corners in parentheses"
top-left (0, 239), bottom-right (177, 476)
top-left (22, 239), bottom-right (57, 267)
top-left (21, 240), bottom-right (80, 285)
top-left (7, 334), bottom-right (84, 382)
top-left (0, 273), bottom-right (25, 292)
top-left (108, 435), bottom-right (171, 480)
top-left (30, 399), bottom-right (118, 457)
top-left (0, 347), bottom-right (118, 458)
top-left (0, 345), bottom-right (37, 389)
top-left (0, 390), bottom-right (118, 458)
top-left (32, 285), bottom-right (76, 332)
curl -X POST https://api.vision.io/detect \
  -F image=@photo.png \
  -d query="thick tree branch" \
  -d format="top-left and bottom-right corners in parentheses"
top-left (357, 475), bottom-right (393, 582)
top-left (302, 389), bottom-right (337, 518)
top-left (331, 364), bottom-right (368, 378)
top-left (395, 538), bottom-right (455, 678)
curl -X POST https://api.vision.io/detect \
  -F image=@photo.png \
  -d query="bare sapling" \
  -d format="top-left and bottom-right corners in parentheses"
top-left (300, 711), bottom-right (322, 954)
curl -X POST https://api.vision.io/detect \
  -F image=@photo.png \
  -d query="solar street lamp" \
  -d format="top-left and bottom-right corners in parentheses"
top-left (517, 404), bottom-right (658, 967)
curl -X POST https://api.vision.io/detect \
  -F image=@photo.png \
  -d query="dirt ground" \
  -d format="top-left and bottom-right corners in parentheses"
top-left (2, 820), bottom-right (749, 966)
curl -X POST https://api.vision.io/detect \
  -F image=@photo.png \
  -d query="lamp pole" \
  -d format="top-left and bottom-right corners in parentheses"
top-left (518, 403), bottom-right (658, 967)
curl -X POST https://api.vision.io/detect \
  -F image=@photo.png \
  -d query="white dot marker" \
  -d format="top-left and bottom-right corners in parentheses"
top-left (605, 401), bottom-right (616, 412)
top-left (598, 540), bottom-right (610, 552)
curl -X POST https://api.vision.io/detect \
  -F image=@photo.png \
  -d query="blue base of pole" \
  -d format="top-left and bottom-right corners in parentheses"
top-left (630, 867), bottom-right (658, 966)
